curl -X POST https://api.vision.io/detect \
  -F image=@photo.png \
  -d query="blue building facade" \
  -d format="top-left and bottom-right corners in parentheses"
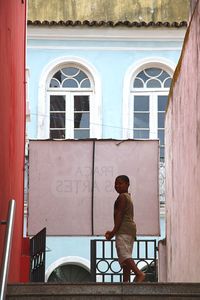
top-left (26, 21), bottom-right (187, 281)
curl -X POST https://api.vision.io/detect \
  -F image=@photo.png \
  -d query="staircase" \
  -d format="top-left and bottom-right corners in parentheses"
top-left (7, 282), bottom-right (200, 299)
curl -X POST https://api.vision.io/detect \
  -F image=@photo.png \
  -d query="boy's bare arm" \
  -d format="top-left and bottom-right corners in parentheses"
top-left (105, 194), bottom-right (126, 240)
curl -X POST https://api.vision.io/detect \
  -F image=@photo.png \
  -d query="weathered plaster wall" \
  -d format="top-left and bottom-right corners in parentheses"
top-left (28, 0), bottom-right (189, 22)
top-left (165, 0), bottom-right (200, 282)
top-left (0, 0), bottom-right (26, 282)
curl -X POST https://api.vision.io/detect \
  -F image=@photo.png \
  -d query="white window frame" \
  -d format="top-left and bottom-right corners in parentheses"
top-left (37, 56), bottom-right (102, 139)
top-left (48, 90), bottom-right (94, 139)
top-left (122, 57), bottom-right (175, 139)
top-left (130, 90), bottom-right (169, 139)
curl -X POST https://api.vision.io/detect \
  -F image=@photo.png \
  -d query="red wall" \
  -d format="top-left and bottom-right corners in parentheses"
top-left (0, 0), bottom-right (26, 282)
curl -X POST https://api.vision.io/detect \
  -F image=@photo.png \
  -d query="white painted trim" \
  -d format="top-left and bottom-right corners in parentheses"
top-left (45, 256), bottom-right (90, 282)
top-left (37, 56), bottom-right (102, 139)
top-left (28, 45), bottom-right (182, 51)
top-left (122, 57), bottom-right (176, 139)
top-left (160, 203), bottom-right (166, 217)
top-left (27, 27), bottom-right (186, 41)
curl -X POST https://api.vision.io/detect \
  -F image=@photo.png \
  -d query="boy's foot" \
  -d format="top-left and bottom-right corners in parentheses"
top-left (135, 272), bottom-right (145, 283)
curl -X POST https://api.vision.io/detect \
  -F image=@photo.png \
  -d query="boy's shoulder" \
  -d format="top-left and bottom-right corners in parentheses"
top-left (116, 193), bottom-right (128, 202)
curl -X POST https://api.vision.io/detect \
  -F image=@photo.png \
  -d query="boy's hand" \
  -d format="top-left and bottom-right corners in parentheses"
top-left (105, 231), bottom-right (114, 240)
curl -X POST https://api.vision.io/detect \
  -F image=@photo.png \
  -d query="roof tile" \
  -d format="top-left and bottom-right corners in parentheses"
top-left (27, 20), bottom-right (187, 28)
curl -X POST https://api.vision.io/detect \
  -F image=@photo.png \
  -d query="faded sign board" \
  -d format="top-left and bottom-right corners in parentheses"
top-left (28, 139), bottom-right (160, 236)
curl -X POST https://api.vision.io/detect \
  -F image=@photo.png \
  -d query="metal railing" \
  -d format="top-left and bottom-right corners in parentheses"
top-left (30, 227), bottom-right (46, 282)
top-left (91, 238), bottom-right (157, 282)
top-left (0, 199), bottom-right (16, 300)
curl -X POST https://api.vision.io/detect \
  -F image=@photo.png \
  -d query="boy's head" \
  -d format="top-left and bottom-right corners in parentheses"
top-left (115, 175), bottom-right (130, 194)
top-left (116, 175), bottom-right (130, 184)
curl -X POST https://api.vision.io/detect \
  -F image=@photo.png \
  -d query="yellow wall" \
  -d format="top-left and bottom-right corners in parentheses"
top-left (28, 0), bottom-right (189, 22)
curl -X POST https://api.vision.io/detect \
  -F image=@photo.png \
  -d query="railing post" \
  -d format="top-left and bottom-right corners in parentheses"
top-left (0, 199), bottom-right (16, 300)
top-left (90, 240), bottom-right (96, 282)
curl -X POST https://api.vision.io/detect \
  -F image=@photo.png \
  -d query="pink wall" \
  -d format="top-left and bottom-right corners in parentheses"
top-left (28, 139), bottom-right (160, 236)
top-left (0, 1), bottom-right (26, 282)
top-left (165, 1), bottom-right (200, 282)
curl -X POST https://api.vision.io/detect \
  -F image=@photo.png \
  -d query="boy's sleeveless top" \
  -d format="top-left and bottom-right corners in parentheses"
top-left (117, 193), bottom-right (136, 238)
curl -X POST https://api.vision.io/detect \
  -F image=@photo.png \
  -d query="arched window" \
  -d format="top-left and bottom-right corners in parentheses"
top-left (48, 65), bottom-right (93, 139)
top-left (131, 67), bottom-right (172, 161)
top-left (37, 57), bottom-right (102, 139)
top-left (47, 264), bottom-right (92, 282)
top-left (45, 256), bottom-right (92, 283)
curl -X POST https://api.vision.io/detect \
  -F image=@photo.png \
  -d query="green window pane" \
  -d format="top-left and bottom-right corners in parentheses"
top-left (158, 71), bottom-right (170, 82)
top-left (133, 78), bottom-right (144, 88)
top-left (74, 130), bottom-right (90, 139)
top-left (61, 67), bottom-right (79, 77)
top-left (74, 96), bottom-right (89, 111)
top-left (47, 264), bottom-right (92, 282)
top-left (50, 96), bottom-right (65, 111)
top-left (76, 70), bottom-right (88, 83)
top-left (135, 70), bottom-right (149, 83)
top-left (160, 146), bottom-right (165, 160)
top-left (158, 112), bottom-right (165, 128)
top-left (158, 129), bottom-right (164, 146)
top-left (50, 130), bottom-right (65, 139)
top-left (49, 70), bottom-right (63, 87)
top-left (146, 79), bottom-right (161, 88)
top-left (74, 113), bottom-right (89, 128)
top-left (62, 79), bottom-right (78, 88)
top-left (134, 130), bottom-right (149, 139)
top-left (134, 96), bottom-right (149, 111)
top-left (134, 113), bottom-right (149, 128)
top-left (50, 113), bottom-right (65, 128)
top-left (158, 95), bottom-right (168, 111)
top-left (80, 78), bottom-right (91, 88)
top-left (145, 68), bottom-right (162, 77)
top-left (50, 78), bottom-right (60, 88)
top-left (164, 78), bottom-right (172, 88)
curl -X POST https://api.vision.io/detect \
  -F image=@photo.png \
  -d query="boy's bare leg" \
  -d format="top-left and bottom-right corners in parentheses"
top-left (122, 265), bottom-right (130, 282)
top-left (123, 258), bottom-right (145, 283)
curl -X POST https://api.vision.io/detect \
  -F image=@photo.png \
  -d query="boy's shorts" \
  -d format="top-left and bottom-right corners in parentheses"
top-left (115, 234), bottom-right (134, 266)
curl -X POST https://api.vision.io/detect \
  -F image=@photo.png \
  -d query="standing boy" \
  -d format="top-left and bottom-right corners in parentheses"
top-left (105, 175), bottom-right (145, 282)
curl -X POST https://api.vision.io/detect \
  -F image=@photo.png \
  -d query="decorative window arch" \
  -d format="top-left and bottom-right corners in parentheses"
top-left (45, 256), bottom-right (91, 282)
top-left (123, 58), bottom-right (175, 161)
top-left (37, 57), bottom-right (102, 139)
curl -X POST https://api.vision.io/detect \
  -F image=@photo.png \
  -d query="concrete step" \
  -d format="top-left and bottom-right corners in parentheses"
top-left (7, 282), bottom-right (200, 300)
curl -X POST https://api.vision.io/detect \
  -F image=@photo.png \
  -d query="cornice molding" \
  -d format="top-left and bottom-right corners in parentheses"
top-left (27, 26), bottom-right (186, 42)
